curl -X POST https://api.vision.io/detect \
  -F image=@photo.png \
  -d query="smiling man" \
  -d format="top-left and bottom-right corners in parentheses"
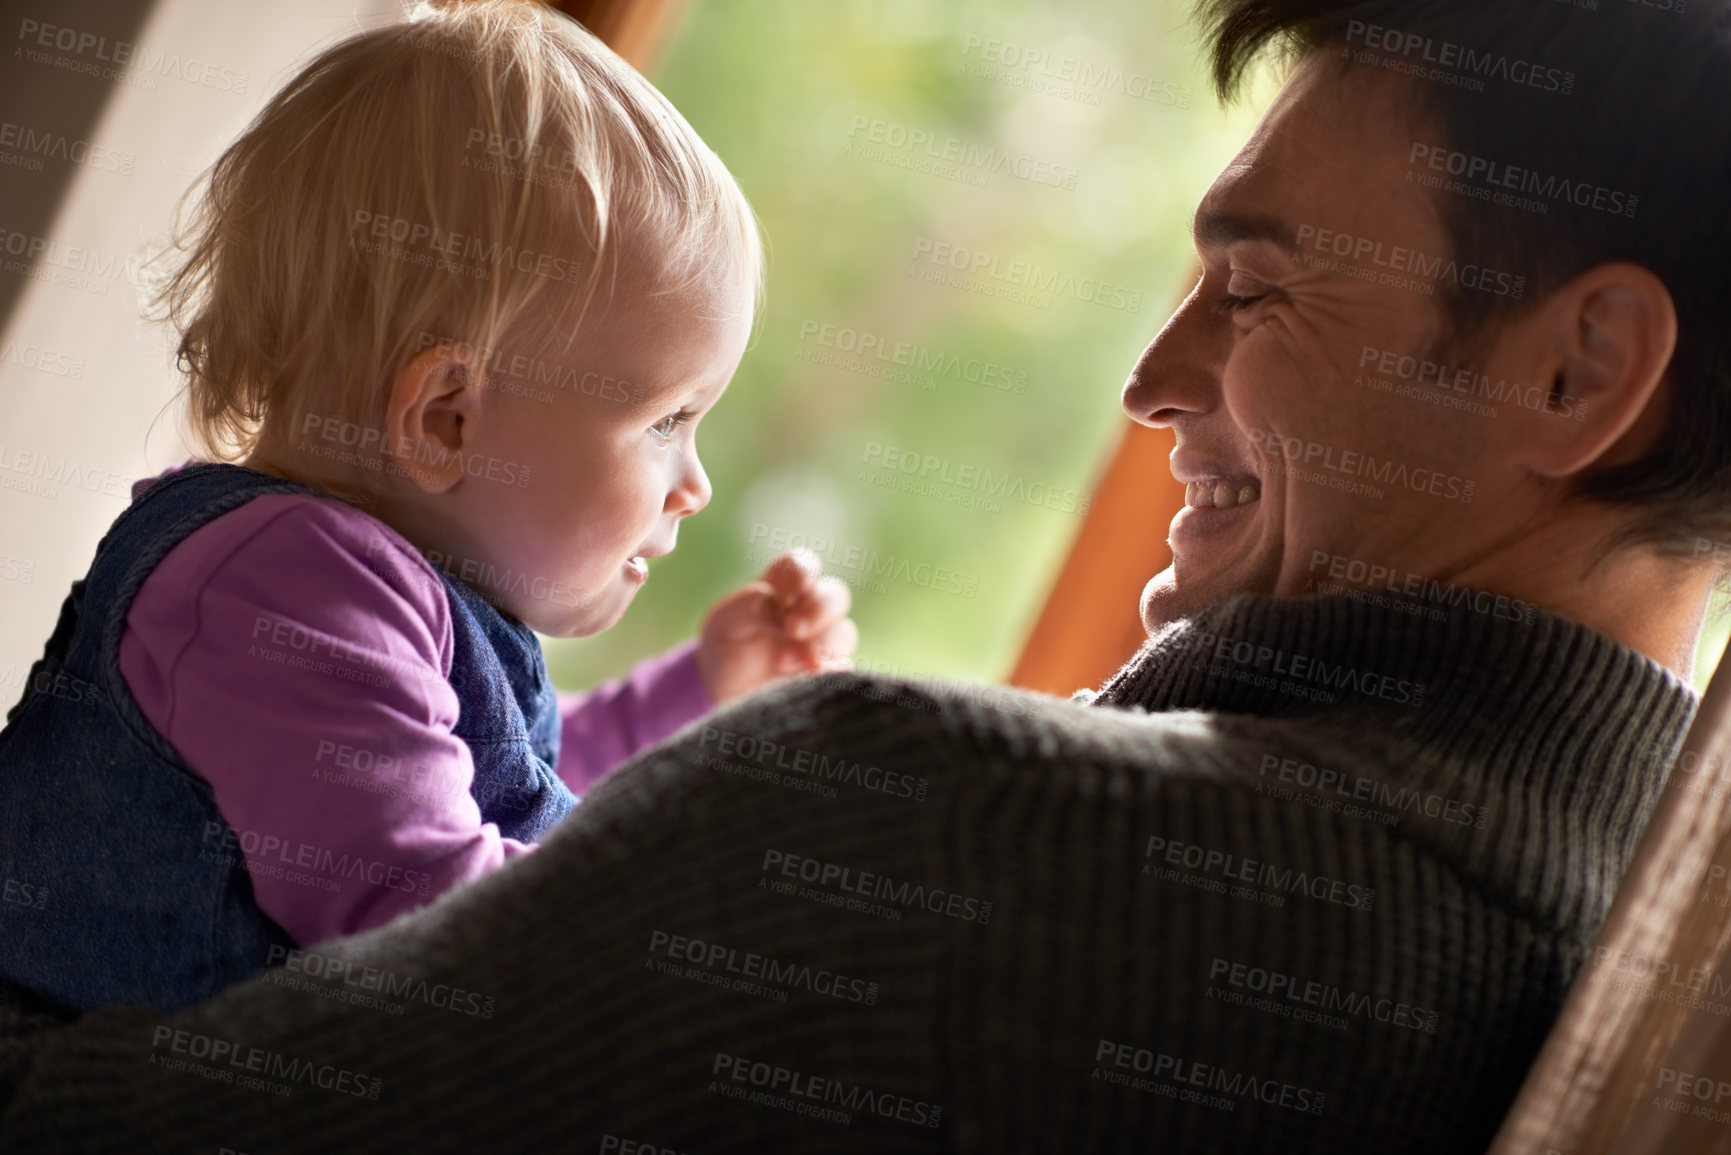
top-left (4, 1), bottom-right (1729, 1153)
top-left (1128, 24), bottom-right (1714, 675)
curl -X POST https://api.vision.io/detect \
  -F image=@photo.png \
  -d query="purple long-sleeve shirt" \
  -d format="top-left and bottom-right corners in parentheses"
top-left (116, 467), bottom-right (711, 948)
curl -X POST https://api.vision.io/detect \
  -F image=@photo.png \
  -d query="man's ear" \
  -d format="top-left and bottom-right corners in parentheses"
top-left (383, 343), bottom-right (484, 494)
top-left (1518, 261), bottom-right (1677, 481)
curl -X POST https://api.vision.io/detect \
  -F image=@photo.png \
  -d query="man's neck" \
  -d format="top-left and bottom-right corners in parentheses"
top-left (1304, 512), bottom-right (1719, 682)
top-left (1527, 555), bottom-right (1715, 681)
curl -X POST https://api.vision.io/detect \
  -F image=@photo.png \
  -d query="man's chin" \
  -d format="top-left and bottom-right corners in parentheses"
top-left (1139, 569), bottom-right (1187, 635)
top-left (1139, 564), bottom-right (1249, 636)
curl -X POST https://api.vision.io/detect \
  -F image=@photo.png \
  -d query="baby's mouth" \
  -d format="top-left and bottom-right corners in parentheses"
top-left (1184, 480), bottom-right (1261, 509)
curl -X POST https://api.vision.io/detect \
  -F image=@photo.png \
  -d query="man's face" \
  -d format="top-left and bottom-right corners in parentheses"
top-left (1124, 55), bottom-right (1524, 634)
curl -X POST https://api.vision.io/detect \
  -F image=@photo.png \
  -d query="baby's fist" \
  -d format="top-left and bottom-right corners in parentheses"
top-left (696, 551), bottom-right (858, 706)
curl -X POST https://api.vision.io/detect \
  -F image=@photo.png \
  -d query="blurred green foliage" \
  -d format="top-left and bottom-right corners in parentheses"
top-left (544, 0), bottom-right (1265, 692)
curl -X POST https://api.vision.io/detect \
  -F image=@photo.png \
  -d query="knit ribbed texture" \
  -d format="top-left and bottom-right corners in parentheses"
top-left (0, 591), bottom-right (1696, 1153)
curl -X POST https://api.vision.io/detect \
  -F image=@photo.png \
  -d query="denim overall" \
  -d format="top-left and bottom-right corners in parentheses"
top-left (0, 462), bottom-right (576, 1012)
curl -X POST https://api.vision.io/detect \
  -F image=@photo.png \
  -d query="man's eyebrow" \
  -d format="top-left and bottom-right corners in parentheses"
top-left (1194, 210), bottom-right (1299, 256)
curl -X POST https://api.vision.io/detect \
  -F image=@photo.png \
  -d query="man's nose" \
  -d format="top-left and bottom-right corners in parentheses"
top-left (1122, 274), bottom-right (1229, 429)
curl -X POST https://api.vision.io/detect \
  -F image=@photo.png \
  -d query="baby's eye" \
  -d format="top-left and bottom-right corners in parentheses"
top-left (651, 410), bottom-right (693, 441)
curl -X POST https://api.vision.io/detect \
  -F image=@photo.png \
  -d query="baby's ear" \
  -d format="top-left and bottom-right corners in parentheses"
top-left (384, 344), bottom-right (486, 494)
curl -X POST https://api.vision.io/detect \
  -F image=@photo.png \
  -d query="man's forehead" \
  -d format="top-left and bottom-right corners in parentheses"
top-left (1193, 142), bottom-right (1310, 257)
top-left (1193, 59), bottom-right (1425, 250)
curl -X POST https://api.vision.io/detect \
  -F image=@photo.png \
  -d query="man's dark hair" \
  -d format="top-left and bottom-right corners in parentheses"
top-left (1197, 0), bottom-right (1731, 560)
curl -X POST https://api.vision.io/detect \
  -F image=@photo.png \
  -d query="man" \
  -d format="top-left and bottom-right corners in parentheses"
top-left (1, 1), bottom-right (1724, 1151)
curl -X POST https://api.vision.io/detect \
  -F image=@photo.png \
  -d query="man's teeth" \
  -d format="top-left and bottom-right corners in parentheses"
top-left (1185, 481), bottom-right (1261, 509)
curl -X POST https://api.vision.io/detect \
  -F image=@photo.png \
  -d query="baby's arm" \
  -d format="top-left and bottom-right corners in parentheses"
top-left (554, 641), bottom-right (712, 795)
top-left (118, 495), bottom-right (537, 948)
top-left (554, 552), bottom-right (858, 794)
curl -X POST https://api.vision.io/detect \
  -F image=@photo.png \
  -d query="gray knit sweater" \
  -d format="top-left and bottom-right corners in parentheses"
top-left (0, 590), bottom-right (1697, 1153)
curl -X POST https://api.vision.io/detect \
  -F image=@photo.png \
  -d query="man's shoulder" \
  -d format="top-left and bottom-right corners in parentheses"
top-left (693, 669), bottom-right (1369, 798)
top-left (698, 671), bottom-right (1501, 863)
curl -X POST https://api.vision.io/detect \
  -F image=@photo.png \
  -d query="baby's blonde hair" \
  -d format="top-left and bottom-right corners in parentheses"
top-left (150, 0), bottom-right (762, 489)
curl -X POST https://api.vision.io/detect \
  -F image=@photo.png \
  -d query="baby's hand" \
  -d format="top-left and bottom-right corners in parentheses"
top-left (696, 551), bottom-right (858, 706)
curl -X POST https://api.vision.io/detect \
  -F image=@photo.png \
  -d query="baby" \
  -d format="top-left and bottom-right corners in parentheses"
top-left (0, 1), bottom-right (855, 1013)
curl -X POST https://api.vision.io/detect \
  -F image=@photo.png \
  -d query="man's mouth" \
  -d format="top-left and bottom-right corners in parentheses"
top-left (1184, 479), bottom-right (1261, 510)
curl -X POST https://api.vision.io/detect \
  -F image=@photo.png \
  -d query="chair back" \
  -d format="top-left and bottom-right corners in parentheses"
top-left (1491, 651), bottom-right (1731, 1154)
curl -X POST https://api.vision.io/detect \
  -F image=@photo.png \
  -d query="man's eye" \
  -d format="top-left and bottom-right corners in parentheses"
top-left (651, 410), bottom-right (693, 440)
top-left (1216, 273), bottom-right (1271, 315)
